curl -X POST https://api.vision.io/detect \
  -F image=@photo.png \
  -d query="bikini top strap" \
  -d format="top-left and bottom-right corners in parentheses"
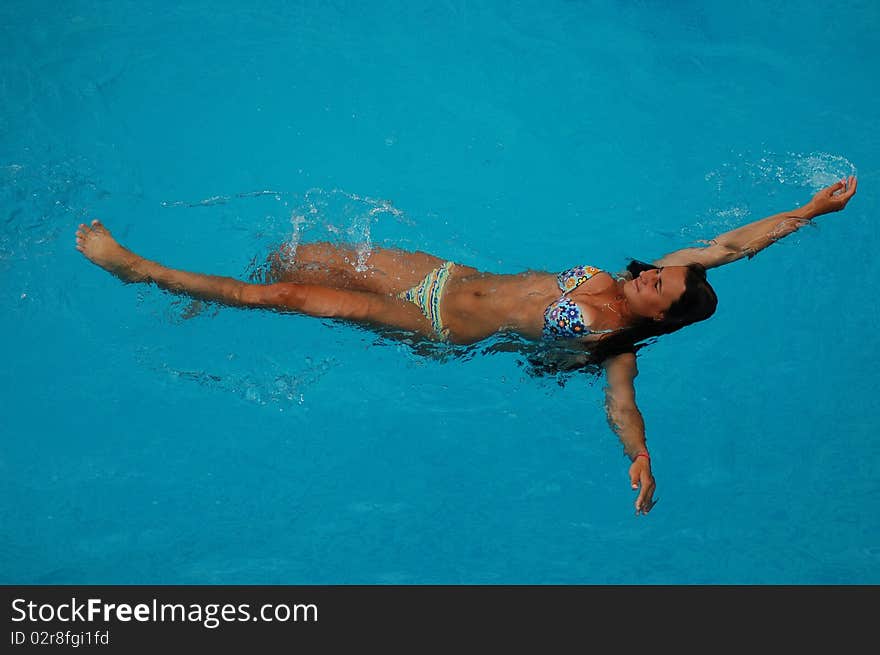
top-left (556, 265), bottom-right (603, 293)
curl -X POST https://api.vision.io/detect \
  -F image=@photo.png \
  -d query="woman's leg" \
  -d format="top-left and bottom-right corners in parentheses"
top-left (264, 241), bottom-right (381, 289)
top-left (77, 220), bottom-right (254, 305)
top-left (266, 241), bottom-right (479, 296)
top-left (75, 221), bottom-right (438, 337)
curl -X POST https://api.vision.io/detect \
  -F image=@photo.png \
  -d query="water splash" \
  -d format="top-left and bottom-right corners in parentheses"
top-left (160, 195), bottom-right (231, 208)
top-left (0, 157), bottom-right (107, 314)
top-left (684, 150), bottom-right (858, 243)
top-left (160, 189), bottom-right (286, 208)
top-left (704, 149), bottom-right (857, 197)
top-left (282, 187), bottom-right (408, 272)
top-left (161, 186), bottom-right (412, 279)
top-left (746, 151), bottom-right (856, 189)
top-left (0, 157), bottom-right (102, 265)
top-left (137, 349), bottom-right (336, 408)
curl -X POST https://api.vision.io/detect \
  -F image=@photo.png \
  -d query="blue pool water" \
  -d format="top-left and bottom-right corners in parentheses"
top-left (2, 1), bottom-right (878, 584)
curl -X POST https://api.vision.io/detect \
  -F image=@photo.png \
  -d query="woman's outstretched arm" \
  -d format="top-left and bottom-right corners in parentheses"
top-left (603, 351), bottom-right (656, 515)
top-left (653, 176), bottom-right (858, 269)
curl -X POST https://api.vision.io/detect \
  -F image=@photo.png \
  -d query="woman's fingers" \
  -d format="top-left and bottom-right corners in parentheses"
top-left (826, 176), bottom-right (857, 209)
top-left (846, 175), bottom-right (858, 197)
top-left (829, 180), bottom-right (846, 194)
top-left (634, 477), bottom-right (655, 514)
top-left (834, 176), bottom-right (857, 207)
top-left (631, 473), bottom-right (644, 512)
top-left (630, 462), bottom-right (656, 515)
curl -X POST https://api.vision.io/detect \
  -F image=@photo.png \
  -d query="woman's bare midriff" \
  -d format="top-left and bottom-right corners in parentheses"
top-left (441, 267), bottom-right (629, 345)
top-left (441, 269), bottom-right (564, 343)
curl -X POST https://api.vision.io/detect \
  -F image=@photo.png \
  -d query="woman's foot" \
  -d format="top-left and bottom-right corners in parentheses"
top-left (75, 220), bottom-right (146, 282)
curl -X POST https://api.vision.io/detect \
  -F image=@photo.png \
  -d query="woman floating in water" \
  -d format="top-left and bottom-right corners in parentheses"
top-left (76, 177), bottom-right (858, 515)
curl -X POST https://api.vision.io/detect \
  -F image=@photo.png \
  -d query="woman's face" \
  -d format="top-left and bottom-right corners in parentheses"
top-left (623, 266), bottom-right (688, 320)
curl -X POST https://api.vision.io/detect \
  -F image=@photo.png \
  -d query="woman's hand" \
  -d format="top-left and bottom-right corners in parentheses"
top-left (629, 456), bottom-right (657, 515)
top-left (808, 176), bottom-right (858, 217)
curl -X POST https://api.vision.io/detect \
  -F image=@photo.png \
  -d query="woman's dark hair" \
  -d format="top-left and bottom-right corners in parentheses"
top-left (525, 259), bottom-right (718, 379)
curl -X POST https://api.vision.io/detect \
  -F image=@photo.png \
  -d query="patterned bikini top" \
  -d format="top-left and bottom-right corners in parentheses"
top-left (542, 265), bottom-right (618, 340)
